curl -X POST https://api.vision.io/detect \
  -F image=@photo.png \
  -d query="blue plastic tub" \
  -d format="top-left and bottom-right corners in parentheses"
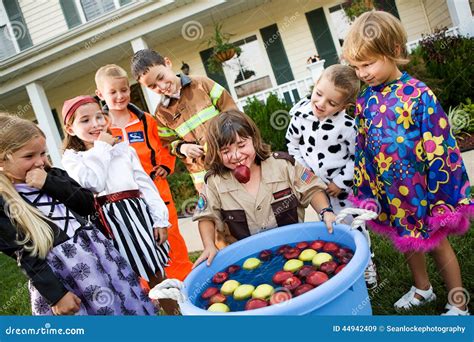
top-left (180, 222), bottom-right (372, 315)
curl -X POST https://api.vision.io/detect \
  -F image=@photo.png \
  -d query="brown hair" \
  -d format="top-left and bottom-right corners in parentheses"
top-left (318, 64), bottom-right (360, 105)
top-left (342, 10), bottom-right (409, 65)
top-left (205, 110), bottom-right (271, 177)
top-left (95, 64), bottom-right (129, 90)
top-left (131, 49), bottom-right (166, 81)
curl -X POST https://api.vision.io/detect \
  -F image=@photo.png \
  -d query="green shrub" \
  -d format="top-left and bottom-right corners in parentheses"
top-left (243, 93), bottom-right (293, 152)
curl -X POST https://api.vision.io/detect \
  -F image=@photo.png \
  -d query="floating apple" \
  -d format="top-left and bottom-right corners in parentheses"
top-left (319, 260), bottom-right (338, 275)
top-left (296, 241), bottom-right (309, 250)
top-left (310, 240), bottom-right (325, 251)
top-left (227, 265), bottom-right (241, 274)
top-left (233, 284), bottom-right (255, 300)
top-left (243, 257), bottom-right (261, 270)
top-left (283, 259), bottom-right (304, 273)
top-left (277, 245), bottom-right (292, 255)
top-left (220, 280), bottom-right (240, 296)
top-left (233, 164), bottom-right (250, 183)
top-left (334, 248), bottom-right (347, 259)
top-left (293, 284), bottom-right (315, 296)
top-left (209, 293), bottom-right (227, 305)
top-left (212, 272), bottom-right (229, 284)
top-left (245, 298), bottom-right (269, 310)
top-left (335, 264), bottom-right (346, 274)
top-left (282, 276), bottom-right (302, 291)
top-left (272, 270), bottom-right (294, 284)
top-left (306, 271), bottom-right (329, 286)
top-left (283, 248), bottom-right (301, 260)
top-left (252, 284), bottom-right (275, 299)
top-left (312, 252), bottom-right (333, 267)
top-left (322, 242), bottom-right (339, 254)
top-left (340, 252), bottom-right (353, 264)
top-left (297, 265), bottom-right (315, 279)
top-left (270, 291), bottom-right (292, 305)
top-left (208, 302), bottom-right (230, 312)
top-left (201, 287), bottom-right (219, 300)
top-left (298, 248), bottom-right (317, 262)
top-left (259, 249), bottom-right (273, 261)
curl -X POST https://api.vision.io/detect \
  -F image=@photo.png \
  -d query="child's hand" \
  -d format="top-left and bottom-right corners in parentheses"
top-left (152, 166), bottom-right (169, 179)
top-left (97, 132), bottom-right (116, 145)
top-left (52, 291), bottom-right (81, 315)
top-left (180, 144), bottom-right (204, 158)
top-left (153, 227), bottom-right (168, 245)
top-left (327, 182), bottom-right (342, 197)
top-left (322, 211), bottom-right (336, 234)
top-left (25, 168), bottom-right (48, 189)
top-left (192, 246), bottom-right (218, 268)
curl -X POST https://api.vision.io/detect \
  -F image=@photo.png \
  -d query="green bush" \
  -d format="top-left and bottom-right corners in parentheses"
top-left (243, 93), bottom-right (293, 152)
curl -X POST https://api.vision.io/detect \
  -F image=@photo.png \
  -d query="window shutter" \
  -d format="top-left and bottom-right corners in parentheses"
top-left (305, 7), bottom-right (339, 67)
top-left (2, 0), bottom-right (32, 50)
top-left (259, 23), bottom-right (294, 85)
top-left (59, 0), bottom-right (82, 29)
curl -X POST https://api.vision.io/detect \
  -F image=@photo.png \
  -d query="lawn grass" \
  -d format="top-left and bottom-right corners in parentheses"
top-left (1, 224), bottom-right (472, 316)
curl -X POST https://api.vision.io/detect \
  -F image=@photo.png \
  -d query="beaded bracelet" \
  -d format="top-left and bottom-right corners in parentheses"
top-left (319, 207), bottom-right (334, 218)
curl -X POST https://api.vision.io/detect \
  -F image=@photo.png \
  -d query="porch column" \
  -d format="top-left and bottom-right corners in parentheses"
top-left (25, 82), bottom-right (62, 167)
top-left (130, 37), bottom-right (162, 114)
top-left (446, 0), bottom-right (474, 37)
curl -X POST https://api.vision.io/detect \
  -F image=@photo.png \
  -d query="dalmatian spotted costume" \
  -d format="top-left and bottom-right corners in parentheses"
top-left (285, 96), bottom-right (356, 214)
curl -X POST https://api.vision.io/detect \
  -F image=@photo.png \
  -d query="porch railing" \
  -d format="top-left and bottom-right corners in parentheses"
top-left (236, 76), bottom-right (313, 110)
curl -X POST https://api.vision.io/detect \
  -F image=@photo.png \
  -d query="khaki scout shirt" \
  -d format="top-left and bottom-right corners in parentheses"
top-left (155, 74), bottom-right (237, 190)
top-left (193, 152), bottom-right (327, 241)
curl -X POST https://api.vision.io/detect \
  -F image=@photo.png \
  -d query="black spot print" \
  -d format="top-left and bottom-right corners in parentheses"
top-left (343, 180), bottom-right (353, 187)
top-left (323, 135), bottom-right (328, 140)
top-left (308, 147), bottom-right (313, 153)
top-left (301, 125), bottom-right (306, 131)
top-left (344, 114), bottom-right (352, 120)
top-left (291, 124), bottom-right (299, 135)
top-left (338, 134), bottom-right (343, 140)
top-left (312, 122), bottom-right (319, 131)
top-left (308, 136), bottom-right (316, 146)
top-left (322, 123), bottom-right (335, 130)
top-left (299, 136), bottom-right (305, 145)
top-left (350, 155), bottom-right (355, 161)
top-left (326, 119), bottom-right (333, 124)
top-left (327, 168), bottom-right (338, 177)
top-left (328, 144), bottom-right (342, 153)
top-left (319, 162), bottom-right (323, 168)
top-left (344, 121), bottom-right (352, 127)
top-left (318, 153), bottom-right (325, 160)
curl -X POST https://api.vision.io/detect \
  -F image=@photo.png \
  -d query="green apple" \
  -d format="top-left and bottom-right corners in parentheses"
top-left (233, 284), bottom-right (255, 300)
top-left (208, 303), bottom-right (230, 312)
top-left (283, 259), bottom-right (304, 272)
top-left (299, 248), bottom-right (317, 261)
top-left (252, 284), bottom-right (275, 299)
top-left (220, 280), bottom-right (240, 296)
top-left (243, 257), bottom-right (261, 270)
top-left (312, 252), bottom-right (333, 267)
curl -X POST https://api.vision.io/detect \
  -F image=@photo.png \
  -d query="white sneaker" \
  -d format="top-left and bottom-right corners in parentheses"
top-left (365, 258), bottom-right (378, 289)
top-left (394, 285), bottom-right (436, 310)
top-left (441, 303), bottom-right (469, 316)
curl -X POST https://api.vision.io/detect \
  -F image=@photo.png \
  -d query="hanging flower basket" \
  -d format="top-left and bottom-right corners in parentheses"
top-left (214, 48), bottom-right (236, 63)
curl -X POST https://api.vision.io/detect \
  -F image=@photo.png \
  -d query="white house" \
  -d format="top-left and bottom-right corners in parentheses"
top-left (0, 0), bottom-right (472, 166)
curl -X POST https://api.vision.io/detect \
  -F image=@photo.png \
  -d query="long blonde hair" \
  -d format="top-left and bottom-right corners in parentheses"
top-left (0, 114), bottom-right (54, 258)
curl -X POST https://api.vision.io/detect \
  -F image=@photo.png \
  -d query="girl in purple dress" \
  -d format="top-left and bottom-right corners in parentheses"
top-left (0, 114), bottom-right (155, 315)
top-left (343, 11), bottom-right (472, 315)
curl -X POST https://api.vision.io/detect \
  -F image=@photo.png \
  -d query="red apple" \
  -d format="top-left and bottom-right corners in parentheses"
top-left (310, 240), bottom-right (325, 251)
top-left (283, 248), bottom-right (301, 260)
top-left (306, 271), bottom-right (329, 286)
top-left (212, 272), bottom-right (229, 284)
top-left (297, 265), bottom-right (315, 279)
top-left (245, 298), bottom-right (268, 310)
top-left (296, 242), bottom-right (309, 250)
top-left (277, 245), bottom-right (292, 255)
top-left (335, 264), bottom-right (346, 274)
top-left (209, 293), bottom-right (227, 305)
top-left (270, 291), bottom-right (293, 305)
top-left (282, 276), bottom-right (302, 291)
top-left (319, 260), bottom-right (338, 275)
top-left (227, 265), bottom-right (241, 274)
top-left (201, 287), bottom-right (219, 300)
top-left (272, 270), bottom-right (294, 284)
top-left (334, 248), bottom-right (347, 259)
top-left (293, 284), bottom-right (315, 296)
top-left (322, 242), bottom-right (339, 254)
top-left (259, 249), bottom-right (273, 261)
top-left (233, 165), bottom-right (250, 183)
top-left (340, 253), bottom-right (353, 264)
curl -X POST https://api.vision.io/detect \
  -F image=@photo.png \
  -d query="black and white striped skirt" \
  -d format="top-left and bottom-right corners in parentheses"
top-left (99, 197), bottom-right (170, 281)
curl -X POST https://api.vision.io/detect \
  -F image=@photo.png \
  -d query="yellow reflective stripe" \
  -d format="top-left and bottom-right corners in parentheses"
top-left (175, 106), bottom-right (219, 137)
top-left (170, 140), bottom-right (180, 155)
top-left (209, 83), bottom-right (224, 107)
top-left (190, 170), bottom-right (207, 184)
top-left (158, 126), bottom-right (177, 138)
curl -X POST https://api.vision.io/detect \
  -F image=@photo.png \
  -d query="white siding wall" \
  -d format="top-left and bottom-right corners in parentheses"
top-left (424, 0), bottom-right (452, 30)
top-left (19, 0), bottom-right (68, 46)
top-left (396, 0), bottom-right (430, 41)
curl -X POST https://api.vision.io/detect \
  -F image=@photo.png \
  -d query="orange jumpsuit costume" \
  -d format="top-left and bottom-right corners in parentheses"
top-left (109, 103), bottom-right (193, 281)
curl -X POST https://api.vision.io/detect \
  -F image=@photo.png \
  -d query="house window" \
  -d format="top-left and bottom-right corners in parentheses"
top-left (60, 0), bottom-right (132, 29)
top-left (222, 35), bottom-right (273, 98)
top-left (0, 0), bottom-right (32, 60)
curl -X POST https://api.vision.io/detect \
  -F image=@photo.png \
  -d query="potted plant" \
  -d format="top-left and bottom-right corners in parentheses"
top-left (206, 23), bottom-right (242, 74)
